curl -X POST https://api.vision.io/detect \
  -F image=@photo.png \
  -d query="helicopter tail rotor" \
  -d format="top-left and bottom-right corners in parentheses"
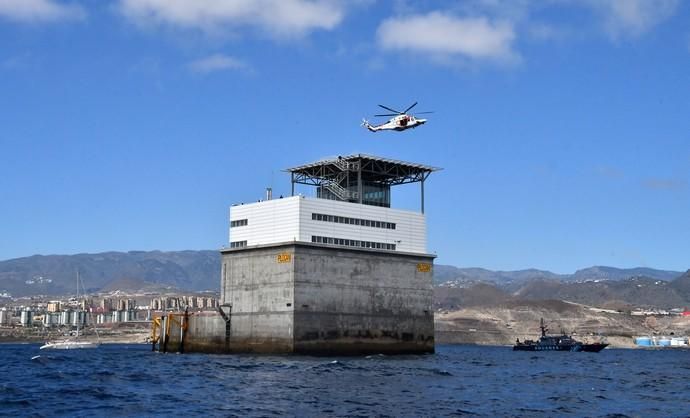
top-left (361, 118), bottom-right (376, 132)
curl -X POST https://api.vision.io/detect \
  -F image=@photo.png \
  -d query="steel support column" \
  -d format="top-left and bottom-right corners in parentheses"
top-left (421, 176), bottom-right (425, 214)
top-left (357, 159), bottom-right (362, 204)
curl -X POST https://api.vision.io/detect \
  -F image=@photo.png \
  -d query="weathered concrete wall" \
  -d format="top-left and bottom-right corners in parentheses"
top-left (154, 312), bottom-right (226, 354)
top-left (292, 245), bottom-right (434, 354)
top-left (183, 312), bottom-right (227, 353)
top-left (220, 245), bottom-right (294, 352)
top-left (170, 243), bottom-right (434, 355)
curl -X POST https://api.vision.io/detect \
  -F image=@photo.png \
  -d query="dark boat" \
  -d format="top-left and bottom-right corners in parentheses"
top-left (513, 318), bottom-right (608, 352)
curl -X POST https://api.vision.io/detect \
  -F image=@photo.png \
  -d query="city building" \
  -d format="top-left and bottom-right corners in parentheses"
top-left (0, 308), bottom-right (10, 326)
top-left (20, 308), bottom-right (32, 327)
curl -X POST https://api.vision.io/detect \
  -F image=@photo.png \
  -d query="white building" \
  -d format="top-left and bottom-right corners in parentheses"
top-left (229, 154), bottom-right (437, 255)
top-left (43, 312), bottom-right (60, 327)
top-left (0, 308), bottom-right (10, 326)
top-left (230, 196), bottom-right (426, 254)
top-left (20, 308), bottom-right (32, 327)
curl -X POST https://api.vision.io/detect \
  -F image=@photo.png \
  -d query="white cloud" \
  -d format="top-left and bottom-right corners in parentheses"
top-left (642, 178), bottom-right (687, 191)
top-left (188, 54), bottom-right (250, 74)
top-left (428, 1), bottom-right (678, 42)
top-left (1, 53), bottom-right (32, 69)
top-left (584, 0), bottom-right (678, 39)
top-left (0, 0), bottom-right (85, 22)
top-left (118, 0), bottom-right (346, 38)
top-left (376, 12), bottom-right (517, 62)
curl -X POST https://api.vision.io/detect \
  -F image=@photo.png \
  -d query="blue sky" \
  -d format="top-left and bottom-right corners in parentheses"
top-left (0, 0), bottom-right (688, 273)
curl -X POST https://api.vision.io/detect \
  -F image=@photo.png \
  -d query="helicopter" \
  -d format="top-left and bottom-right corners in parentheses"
top-left (361, 102), bottom-right (432, 132)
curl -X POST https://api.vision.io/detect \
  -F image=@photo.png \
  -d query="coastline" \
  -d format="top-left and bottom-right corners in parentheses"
top-left (435, 305), bottom-right (690, 349)
top-left (3, 309), bottom-right (688, 349)
top-left (0, 328), bottom-right (150, 345)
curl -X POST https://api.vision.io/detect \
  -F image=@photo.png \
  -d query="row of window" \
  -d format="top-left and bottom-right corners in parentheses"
top-left (364, 190), bottom-right (387, 200)
top-left (311, 213), bottom-right (396, 230)
top-left (311, 235), bottom-right (396, 251)
top-left (229, 240), bottom-right (247, 249)
top-left (230, 219), bottom-right (248, 228)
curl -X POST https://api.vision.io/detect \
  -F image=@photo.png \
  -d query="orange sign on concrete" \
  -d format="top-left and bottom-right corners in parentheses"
top-left (416, 263), bottom-right (432, 272)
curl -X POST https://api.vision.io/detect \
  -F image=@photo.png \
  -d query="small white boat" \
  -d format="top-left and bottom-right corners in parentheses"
top-left (39, 271), bottom-right (101, 351)
top-left (40, 340), bottom-right (100, 350)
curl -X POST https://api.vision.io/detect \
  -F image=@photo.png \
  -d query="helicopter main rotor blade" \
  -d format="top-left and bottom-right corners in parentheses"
top-left (378, 104), bottom-right (402, 114)
top-left (413, 111), bottom-right (434, 115)
top-left (403, 102), bottom-right (418, 113)
top-left (374, 113), bottom-right (399, 117)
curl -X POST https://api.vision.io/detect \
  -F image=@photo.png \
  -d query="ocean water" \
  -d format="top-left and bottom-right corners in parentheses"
top-left (1, 344), bottom-right (688, 417)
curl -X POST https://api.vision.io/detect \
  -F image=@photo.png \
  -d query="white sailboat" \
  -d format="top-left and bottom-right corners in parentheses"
top-left (40, 271), bottom-right (100, 350)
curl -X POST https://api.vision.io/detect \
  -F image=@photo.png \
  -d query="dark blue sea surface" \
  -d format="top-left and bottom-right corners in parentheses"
top-left (1, 344), bottom-right (688, 417)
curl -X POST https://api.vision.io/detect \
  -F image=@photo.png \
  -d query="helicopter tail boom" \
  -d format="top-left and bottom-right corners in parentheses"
top-left (361, 118), bottom-right (379, 132)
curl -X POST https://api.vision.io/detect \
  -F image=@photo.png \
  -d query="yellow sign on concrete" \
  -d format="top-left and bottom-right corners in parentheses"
top-left (277, 253), bottom-right (292, 263)
top-left (416, 263), bottom-right (432, 273)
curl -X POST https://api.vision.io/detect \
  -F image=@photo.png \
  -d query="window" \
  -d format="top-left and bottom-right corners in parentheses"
top-left (310, 235), bottom-right (396, 251)
top-left (310, 213), bottom-right (395, 230)
top-left (230, 219), bottom-right (248, 228)
top-left (229, 240), bottom-right (247, 249)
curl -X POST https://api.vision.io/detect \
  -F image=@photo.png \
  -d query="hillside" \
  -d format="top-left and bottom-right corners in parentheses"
top-left (435, 264), bottom-right (683, 287)
top-left (435, 302), bottom-right (690, 348)
top-left (670, 270), bottom-right (690, 301)
top-left (432, 265), bottom-right (565, 286)
top-left (0, 250), bottom-right (686, 306)
top-left (0, 251), bottom-right (220, 296)
top-left (435, 279), bottom-right (690, 312)
top-left (434, 265), bottom-right (689, 309)
top-left (513, 276), bottom-right (688, 308)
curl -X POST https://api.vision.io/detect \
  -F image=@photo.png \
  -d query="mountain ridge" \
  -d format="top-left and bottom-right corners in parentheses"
top-left (0, 250), bottom-right (686, 300)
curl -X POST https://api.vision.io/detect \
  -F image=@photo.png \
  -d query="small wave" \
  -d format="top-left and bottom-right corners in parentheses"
top-left (451, 408), bottom-right (477, 415)
top-left (0, 399), bottom-right (32, 408)
top-left (365, 353), bottom-right (386, 359)
top-left (434, 369), bottom-right (453, 376)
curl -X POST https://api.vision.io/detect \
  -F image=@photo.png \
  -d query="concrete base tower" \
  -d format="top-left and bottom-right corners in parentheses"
top-left (155, 154), bottom-right (439, 355)
top-left (220, 241), bottom-right (435, 354)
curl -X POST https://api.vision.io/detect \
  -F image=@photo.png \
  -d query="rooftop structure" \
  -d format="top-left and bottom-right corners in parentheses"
top-left (286, 154), bottom-right (441, 212)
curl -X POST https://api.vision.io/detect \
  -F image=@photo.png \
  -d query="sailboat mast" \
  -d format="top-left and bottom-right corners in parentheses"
top-left (76, 270), bottom-right (80, 337)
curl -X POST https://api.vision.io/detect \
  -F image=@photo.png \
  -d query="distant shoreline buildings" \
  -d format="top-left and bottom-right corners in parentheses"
top-left (0, 293), bottom-right (218, 329)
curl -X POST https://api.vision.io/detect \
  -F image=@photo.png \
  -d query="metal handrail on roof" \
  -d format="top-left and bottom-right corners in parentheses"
top-left (285, 154), bottom-right (441, 186)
